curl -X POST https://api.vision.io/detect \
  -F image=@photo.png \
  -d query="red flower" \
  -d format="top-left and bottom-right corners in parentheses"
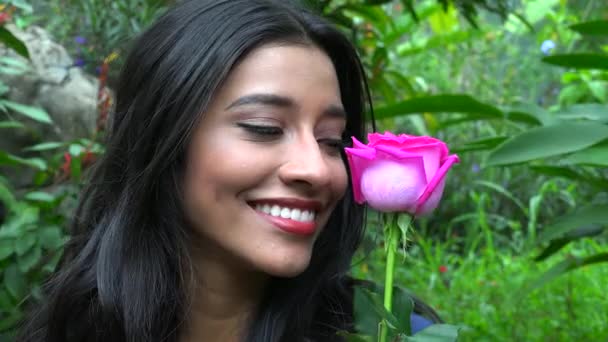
top-left (0, 12), bottom-right (11, 24)
top-left (438, 265), bottom-right (448, 273)
top-left (60, 152), bottom-right (71, 175)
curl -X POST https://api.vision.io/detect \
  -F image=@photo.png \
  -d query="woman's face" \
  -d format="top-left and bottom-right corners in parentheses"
top-left (183, 44), bottom-right (348, 277)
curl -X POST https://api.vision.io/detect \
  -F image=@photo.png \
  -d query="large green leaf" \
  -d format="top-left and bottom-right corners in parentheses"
top-left (0, 27), bottom-right (29, 59)
top-left (486, 122), bottom-right (608, 166)
top-left (505, 104), bottom-right (560, 126)
top-left (542, 54), bottom-right (608, 70)
top-left (374, 95), bottom-right (503, 120)
top-left (536, 204), bottom-right (608, 245)
top-left (562, 140), bottom-right (608, 166)
top-left (452, 136), bottom-right (508, 153)
top-left (1, 100), bottom-right (52, 124)
top-left (569, 20), bottom-right (608, 36)
top-left (555, 103), bottom-right (608, 123)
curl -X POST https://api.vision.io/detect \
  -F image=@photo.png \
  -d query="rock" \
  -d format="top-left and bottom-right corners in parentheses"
top-left (1, 24), bottom-right (99, 144)
top-left (0, 24), bottom-right (102, 187)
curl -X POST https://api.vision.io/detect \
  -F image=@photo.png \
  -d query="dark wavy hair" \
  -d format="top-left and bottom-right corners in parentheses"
top-left (19, 1), bottom-right (372, 341)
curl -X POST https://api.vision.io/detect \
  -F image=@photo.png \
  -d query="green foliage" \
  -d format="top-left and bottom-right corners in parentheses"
top-left (326, 0), bottom-right (607, 340)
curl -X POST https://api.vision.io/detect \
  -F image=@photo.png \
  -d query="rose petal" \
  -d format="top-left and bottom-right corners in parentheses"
top-left (415, 154), bottom-right (460, 215)
top-left (374, 144), bottom-right (422, 160)
top-left (345, 137), bottom-right (376, 204)
top-left (405, 143), bottom-right (444, 183)
top-left (360, 156), bottom-right (426, 212)
top-left (416, 178), bottom-right (445, 216)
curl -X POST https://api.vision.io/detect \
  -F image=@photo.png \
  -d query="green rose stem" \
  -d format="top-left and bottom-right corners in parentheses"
top-left (380, 213), bottom-right (412, 342)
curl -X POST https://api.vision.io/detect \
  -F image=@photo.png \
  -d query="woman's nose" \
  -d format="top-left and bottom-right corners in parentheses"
top-left (278, 137), bottom-right (332, 189)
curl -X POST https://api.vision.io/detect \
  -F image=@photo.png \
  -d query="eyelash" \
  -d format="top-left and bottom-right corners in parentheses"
top-left (237, 123), bottom-right (347, 153)
top-left (237, 123), bottom-right (283, 136)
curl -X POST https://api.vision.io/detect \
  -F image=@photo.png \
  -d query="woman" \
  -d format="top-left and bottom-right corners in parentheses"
top-left (19, 1), bottom-right (438, 341)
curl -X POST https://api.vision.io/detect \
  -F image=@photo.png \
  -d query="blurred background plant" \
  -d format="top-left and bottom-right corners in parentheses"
top-left (0, 0), bottom-right (607, 341)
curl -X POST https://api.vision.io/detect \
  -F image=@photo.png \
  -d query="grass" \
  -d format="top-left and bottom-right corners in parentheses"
top-left (352, 237), bottom-right (608, 341)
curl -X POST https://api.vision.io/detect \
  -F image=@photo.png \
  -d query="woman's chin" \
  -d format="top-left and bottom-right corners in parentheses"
top-left (257, 251), bottom-right (313, 278)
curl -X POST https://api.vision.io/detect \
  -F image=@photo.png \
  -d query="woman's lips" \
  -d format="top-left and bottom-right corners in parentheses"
top-left (255, 211), bottom-right (316, 236)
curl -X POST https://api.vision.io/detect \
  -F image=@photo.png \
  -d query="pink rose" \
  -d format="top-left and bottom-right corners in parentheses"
top-left (345, 132), bottom-right (459, 215)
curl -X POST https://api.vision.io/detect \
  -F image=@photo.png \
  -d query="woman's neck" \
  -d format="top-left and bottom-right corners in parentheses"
top-left (180, 242), bottom-right (268, 342)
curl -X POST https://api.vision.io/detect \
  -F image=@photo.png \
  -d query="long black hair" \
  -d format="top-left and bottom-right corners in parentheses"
top-left (19, 1), bottom-right (371, 341)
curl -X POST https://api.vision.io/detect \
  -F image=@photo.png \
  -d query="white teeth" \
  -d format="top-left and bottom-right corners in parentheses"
top-left (289, 208), bottom-right (301, 221)
top-left (280, 207), bottom-right (291, 218)
top-left (252, 203), bottom-right (316, 222)
top-left (270, 205), bottom-right (280, 216)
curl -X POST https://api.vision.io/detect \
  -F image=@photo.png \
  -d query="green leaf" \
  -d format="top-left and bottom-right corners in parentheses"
top-left (486, 122), bottom-right (608, 166)
top-left (1, 100), bottom-right (52, 124)
top-left (3, 264), bottom-right (26, 300)
top-left (38, 226), bottom-right (65, 250)
top-left (392, 286), bottom-right (414, 336)
top-left (0, 179), bottom-right (16, 208)
top-left (23, 142), bottom-right (64, 152)
top-left (536, 204), bottom-right (608, 245)
top-left (534, 224), bottom-right (604, 261)
top-left (15, 232), bottom-right (36, 256)
top-left (569, 20), bottom-right (608, 36)
top-left (69, 143), bottom-right (85, 157)
top-left (523, 253), bottom-right (608, 294)
top-left (542, 54), bottom-right (608, 70)
top-left (562, 140), bottom-right (608, 166)
top-left (407, 324), bottom-right (460, 341)
top-left (17, 245), bottom-right (41, 272)
top-left (0, 239), bottom-right (14, 261)
top-left (452, 136), bottom-right (508, 153)
top-left (354, 285), bottom-right (400, 337)
top-left (24, 191), bottom-right (55, 202)
top-left (0, 309), bottom-right (23, 332)
top-left (474, 180), bottom-right (526, 214)
top-left (374, 95), bottom-right (503, 120)
top-left (505, 104), bottom-right (560, 126)
top-left (10, 0), bottom-right (34, 13)
top-left (556, 103), bottom-right (608, 123)
top-left (0, 151), bottom-right (47, 170)
top-left (0, 120), bottom-right (25, 129)
top-left (0, 27), bottom-right (29, 59)
top-left (530, 165), bottom-right (608, 188)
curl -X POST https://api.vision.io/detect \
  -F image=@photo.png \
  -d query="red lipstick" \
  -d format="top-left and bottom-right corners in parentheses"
top-left (249, 198), bottom-right (322, 236)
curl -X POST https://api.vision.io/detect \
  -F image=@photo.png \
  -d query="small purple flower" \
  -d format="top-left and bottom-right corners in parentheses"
top-left (73, 58), bottom-right (86, 67)
top-left (74, 36), bottom-right (87, 45)
top-left (540, 40), bottom-right (555, 55)
top-left (471, 163), bottom-right (480, 173)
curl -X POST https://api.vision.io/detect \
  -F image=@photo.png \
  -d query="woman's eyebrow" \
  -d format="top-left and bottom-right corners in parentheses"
top-left (225, 93), bottom-right (346, 119)
top-left (225, 93), bottom-right (294, 110)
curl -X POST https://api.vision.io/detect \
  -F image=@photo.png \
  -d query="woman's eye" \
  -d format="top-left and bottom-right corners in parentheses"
top-left (318, 138), bottom-right (347, 155)
top-left (237, 123), bottom-right (283, 136)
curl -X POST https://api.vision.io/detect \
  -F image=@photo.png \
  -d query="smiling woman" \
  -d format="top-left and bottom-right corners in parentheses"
top-left (17, 1), bottom-right (434, 341)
